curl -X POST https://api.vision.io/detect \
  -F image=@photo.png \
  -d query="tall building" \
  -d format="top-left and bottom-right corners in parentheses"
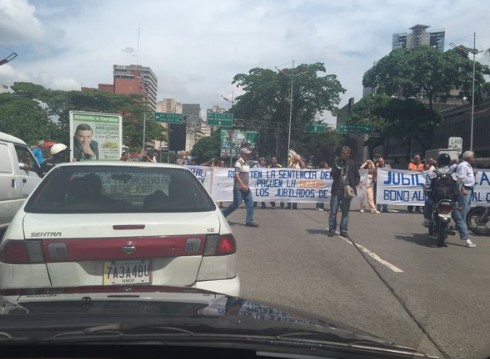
top-left (113, 64), bottom-right (158, 111)
top-left (182, 104), bottom-right (202, 152)
top-left (393, 24), bottom-right (445, 52)
top-left (157, 98), bottom-right (182, 114)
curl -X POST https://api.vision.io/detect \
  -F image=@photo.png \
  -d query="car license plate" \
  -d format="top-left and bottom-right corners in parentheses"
top-left (103, 259), bottom-right (151, 285)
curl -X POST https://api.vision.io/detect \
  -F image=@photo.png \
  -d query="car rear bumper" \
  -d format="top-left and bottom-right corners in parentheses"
top-left (193, 275), bottom-right (240, 297)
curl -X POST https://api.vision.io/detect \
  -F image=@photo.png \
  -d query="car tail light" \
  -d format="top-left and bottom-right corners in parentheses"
top-left (204, 234), bottom-right (236, 256)
top-left (0, 240), bottom-right (45, 264)
top-left (437, 202), bottom-right (453, 214)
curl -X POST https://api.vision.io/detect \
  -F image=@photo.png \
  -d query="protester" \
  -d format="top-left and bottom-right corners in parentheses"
top-left (423, 153), bottom-right (476, 248)
top-left (40, 143), bottom-right (70, 175)
top-left (316, 161), bottom-right (331, 211)
top-left (176, 150), bottom-right (188, 165)
top-left (268, 156), bottom-right (284, 209)
top-left (221, 148), bottom-right (258, 227)
top-left (375, 157), bottom-right (390, 213)
top-left (327, 146), bottom-right (360, 238)
top-left (359, 160), bottom-right (380, 214)
top-left (254, 157), bottom-right (268, 209)
top-left (454, 151), bottom-right (476, 230)
top-left (407, 154), bottom-right (424, 212)
top-left (287, 152), bottom-right (305, 210)
top-left (32, 140), bottom-right (45, 165)
top-left (120, 152), bottom-right (129, 161)
top-left (425, 157), bottom-right (437, 171)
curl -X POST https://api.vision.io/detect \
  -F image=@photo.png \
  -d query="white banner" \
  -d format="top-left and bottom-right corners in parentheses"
top-left (187, 165), bottom-right (369, 204)
top-left (376, 168), bottom-right (490, 207)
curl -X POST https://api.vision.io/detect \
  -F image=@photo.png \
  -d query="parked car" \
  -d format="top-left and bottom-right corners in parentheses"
top-left (0, 132), bottom-right (42, 230)
top-left (0, 162), bottom-right (239, 296)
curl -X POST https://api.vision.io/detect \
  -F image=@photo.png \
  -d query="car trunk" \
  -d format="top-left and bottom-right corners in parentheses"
top-left (22, 212), bottom-right (221, 288)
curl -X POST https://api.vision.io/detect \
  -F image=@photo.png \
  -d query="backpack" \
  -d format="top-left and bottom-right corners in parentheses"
top-left (429, 170), bottom-right (457, 202)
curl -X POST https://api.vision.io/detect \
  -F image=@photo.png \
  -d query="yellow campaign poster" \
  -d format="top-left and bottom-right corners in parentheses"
top-left (69, 111), bottom-right (123, 161)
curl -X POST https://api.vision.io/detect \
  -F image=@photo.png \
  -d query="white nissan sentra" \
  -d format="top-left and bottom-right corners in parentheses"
top-left (0, 162), bottom-right (239, 296)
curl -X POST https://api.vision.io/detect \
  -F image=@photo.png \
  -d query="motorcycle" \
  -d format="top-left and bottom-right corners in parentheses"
top-left (430, 199), bottom-right (454, 247)
top-left (466, 206), bottom-right (490, 236)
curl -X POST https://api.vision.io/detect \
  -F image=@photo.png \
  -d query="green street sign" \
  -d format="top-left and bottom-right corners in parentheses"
top-left (207, 112), bottom-right (233, 127)
top-left (305, 123), bottom-right (326, 133)
top-left (154, 112), bottom-right (183, 124)
top-left (338, 123), bottom-right (371, 134)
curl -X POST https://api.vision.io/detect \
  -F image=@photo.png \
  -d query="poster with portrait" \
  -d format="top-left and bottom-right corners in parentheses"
top-left (69, 111), bottom-right (123, 161)
top-left (220, 130), bottom-right (257, 158)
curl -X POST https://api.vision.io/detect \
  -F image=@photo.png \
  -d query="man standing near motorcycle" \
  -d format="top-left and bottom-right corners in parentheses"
top-left (453, 151), bottom-right (477, 247)
top-left (424, 153), bottom-right (476, 247)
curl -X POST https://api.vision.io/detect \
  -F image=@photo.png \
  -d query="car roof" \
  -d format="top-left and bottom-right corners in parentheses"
top-left (54, 161), bottom-right (187, 170)
top-left (0, 131), bottom-right (27, 145)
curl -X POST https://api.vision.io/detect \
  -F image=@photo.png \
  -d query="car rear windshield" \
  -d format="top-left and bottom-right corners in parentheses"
top-left (25, 166), bottom-right (216, 213)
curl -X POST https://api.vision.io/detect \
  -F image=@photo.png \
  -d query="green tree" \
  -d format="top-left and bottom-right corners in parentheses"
top-left (231, 63), bottom-right (345, 162)
top-left (347, 94), bottom-right (440, 158)
top-left (10, 82), bottom-right (166, 148)
top-left (0, 92), bottom-right (63, 144)
top-left (191, 130), bottom-right (221, 163)
top-left (363, 46), bottom-right (490, 109)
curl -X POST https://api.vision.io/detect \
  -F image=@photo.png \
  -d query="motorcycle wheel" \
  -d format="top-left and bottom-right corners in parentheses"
top-left (466, 207), bottom-right (490, 236)
top-left (437, 221), bottom-right (447, 247)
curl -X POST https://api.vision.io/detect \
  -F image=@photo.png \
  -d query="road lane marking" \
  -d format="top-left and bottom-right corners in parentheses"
top-left (339, 236), bottom-right (404, 273)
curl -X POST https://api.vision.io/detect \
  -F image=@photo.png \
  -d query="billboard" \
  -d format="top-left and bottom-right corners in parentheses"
top-left (220, 130), bottom-right (258, 158)
top-left (69, 111), bottom-right (123, 161)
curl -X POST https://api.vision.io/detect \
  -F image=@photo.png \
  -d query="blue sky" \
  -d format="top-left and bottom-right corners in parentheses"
top-left (1, 0), bottom-right (489, 124)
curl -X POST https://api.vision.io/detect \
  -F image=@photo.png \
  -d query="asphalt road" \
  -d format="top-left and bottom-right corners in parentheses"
top-left (227, 203), bottom-right (490, 359)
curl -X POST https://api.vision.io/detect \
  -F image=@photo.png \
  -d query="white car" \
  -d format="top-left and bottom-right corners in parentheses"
top-left (0, 162), bottom-right (239, 296)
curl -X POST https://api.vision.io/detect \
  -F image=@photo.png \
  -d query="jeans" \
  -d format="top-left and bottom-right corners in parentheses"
top-left (328, 193), bottom-right (352, 233)
top-left (222, 188), bottom-right (255, 225)
top-left (423, 199), bottom-right (432, 221)
top-left (459, 189), bottom-right (473, 221)
top-left (451, 190), bottom-right (473, 240)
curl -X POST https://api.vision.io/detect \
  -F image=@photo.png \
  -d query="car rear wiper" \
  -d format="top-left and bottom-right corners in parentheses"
top-left (43, 322), bottom-right (196, 343)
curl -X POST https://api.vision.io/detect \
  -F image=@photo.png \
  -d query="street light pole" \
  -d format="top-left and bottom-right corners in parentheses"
top-left (470, 32), bottom-right (476, 151)
top-left (276, 61), bottom-right (308, 164)
top-left (287, 60), bottom-right (294, 162)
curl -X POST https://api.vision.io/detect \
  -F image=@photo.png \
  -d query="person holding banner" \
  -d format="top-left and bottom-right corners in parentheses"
top-left (269, 157), bottom-right (285, 209)
top-left (327, 146), bottom-right (360, 238)
top-left (407, 154), bottom-right (424, 213)
top-left (287, 152), bottom-right (305, 210)
top-left (359, 160), bottom-right (379, 214)
top-left (254, 157), bottom-right (268, 209)
top-left (221, 148), bottom-right (258, 227)
top-left (375, 157), bottom-right (390, 213)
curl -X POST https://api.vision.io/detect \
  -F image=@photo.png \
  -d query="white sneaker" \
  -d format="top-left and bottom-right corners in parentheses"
top-left (360, 209), bottom-right (364, 213)
top-left (466, 239), bottom-right (476, 248)
top-left (372, 210), bottom-right (380, 214)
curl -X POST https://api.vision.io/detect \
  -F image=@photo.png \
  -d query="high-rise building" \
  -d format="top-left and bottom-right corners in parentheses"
top-left (182, 104), bottom-right (202, 152)
top-left (113, 64), bottom-right (158, 111)
top-left (157, 98), bottom-right (182, 114)
top-left (392, 24), bottom-right (445, 52)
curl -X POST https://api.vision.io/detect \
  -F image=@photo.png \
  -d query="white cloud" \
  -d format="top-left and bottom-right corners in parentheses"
top-left (0, 0), bottom-right (45, 44)
top-left (1, 0), bottom-right (489, 116)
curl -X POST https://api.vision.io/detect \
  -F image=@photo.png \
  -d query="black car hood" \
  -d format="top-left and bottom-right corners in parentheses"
top-left (0, 286), bottom-right (435, 357)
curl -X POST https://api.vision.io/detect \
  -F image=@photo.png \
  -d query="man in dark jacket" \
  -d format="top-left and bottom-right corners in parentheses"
top-left (328, 146), bottom-right (360, 238)
top-left (40, 143), bottom-right (70, 176)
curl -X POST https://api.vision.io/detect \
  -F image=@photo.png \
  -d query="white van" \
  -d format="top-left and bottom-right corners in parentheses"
top-left (0, 132), bottom-right (43, 230)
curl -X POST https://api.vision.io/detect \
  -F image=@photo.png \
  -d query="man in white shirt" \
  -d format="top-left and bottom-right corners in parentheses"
top-left (456, 151), bottom-right (476, 220)
top-left (452, 151), bottom-right (477, 247)
top-left (222, 148), bottom-right (258, 227)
